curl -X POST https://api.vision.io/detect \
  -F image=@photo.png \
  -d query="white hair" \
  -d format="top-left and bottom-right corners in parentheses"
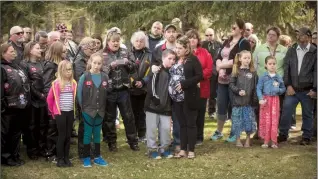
top-left (245, 22), bottom-right (253, 29)
top-left (130, 31), bottom-right (149, 49)
top-left (47, 31), bottom-right (61, 41)
top-left (10, 26), bottom-right (23, 35)
top-left (248, 34), bottom-right (260, 47)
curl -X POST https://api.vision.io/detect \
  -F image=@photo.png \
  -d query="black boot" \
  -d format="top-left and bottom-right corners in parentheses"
top-left (130, 143), bottom-right (140, 151)
top-left (64, 158), bottom-right (73, 167)
top-left (108, 143), bottom-right (118, 152)
top-left (56, 158), bottom-right (67, 167)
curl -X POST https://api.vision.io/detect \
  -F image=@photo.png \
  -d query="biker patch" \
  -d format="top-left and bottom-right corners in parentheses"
top-left (6, 68), bottom-right (12, 72)
top-left (31, 67), bottom-right (37, 72)
top-left (4, 83), bottom-right (9, 89)
top-left (85, 81), bottom-right (92, 87)
top-left (102, 81), bottom-right (107, 87)
top-left (246, 73), bottom-right (253, 79)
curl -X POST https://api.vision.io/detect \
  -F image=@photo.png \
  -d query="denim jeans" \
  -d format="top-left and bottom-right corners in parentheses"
top-left (172, 102), bottom-right (180, 146)
top-left (279, 91), bottom-right (314, 139)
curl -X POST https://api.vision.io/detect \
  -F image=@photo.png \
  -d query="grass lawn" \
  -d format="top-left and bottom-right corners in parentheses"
top-left (1, 115), bottom-right (317, 179)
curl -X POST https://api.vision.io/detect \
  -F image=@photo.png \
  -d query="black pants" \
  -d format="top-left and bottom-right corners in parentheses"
top-left (46, 116), bottom-right (58, 157)
top-left (56, 111), bottom-right (74, 160)
top-left (208, 75), bottom-right (218, 115)
top-left (174, 101), bottom-right (198, 152)
top-left (130, 94), bottom-right (146, 138)
top-left (1, 108), bottom-right (27, 162)
top-left (30, 106), bottom-right (49, 157)
top-left (104, 90), bottom-right (138, 146)
top-left (197, 98), bottom-right (207, 142)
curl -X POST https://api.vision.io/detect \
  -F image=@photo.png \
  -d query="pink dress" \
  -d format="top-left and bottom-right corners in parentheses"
top-left (258, 96), bottom-right (280, 144)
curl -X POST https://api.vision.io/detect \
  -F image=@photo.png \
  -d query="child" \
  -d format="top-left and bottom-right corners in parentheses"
top-left (47, 60), bottom-right (77, 167)
top-left (256, 56), bottom-right (286, 148)
top-left (229, 50), bottom-right (258, 147)
top-left (144, 49), bottom-right (176, 159)
top-left (77, 52), bottom-right (108, 167)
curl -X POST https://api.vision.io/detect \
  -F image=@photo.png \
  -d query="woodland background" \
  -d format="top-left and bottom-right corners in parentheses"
top-left (1, 1), bottom-right (317, 44)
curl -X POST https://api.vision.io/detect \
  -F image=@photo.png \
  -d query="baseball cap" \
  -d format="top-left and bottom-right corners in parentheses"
top-left (164, 24), bottom-right (177, 32)
top-left (297, 27), bottom-right (312, 36)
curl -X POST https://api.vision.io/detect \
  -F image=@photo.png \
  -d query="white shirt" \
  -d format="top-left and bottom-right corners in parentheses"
top-left (296, 43), bottom-right (311, 74)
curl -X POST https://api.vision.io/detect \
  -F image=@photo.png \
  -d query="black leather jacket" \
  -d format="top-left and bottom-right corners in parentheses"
top-left (102, 47), bottom-right (136, 90)
top-left (74, 50), bottom-right (89, 82)
top-left (43, 60), bottom-right (58, 95)
top-left (229, 68), bottom-right (258, 107)
top-left (20, 60), bottom-right (46, 108)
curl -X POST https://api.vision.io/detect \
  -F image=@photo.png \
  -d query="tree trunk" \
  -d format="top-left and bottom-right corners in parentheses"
top-left (72, 16), bottom-right (86, 44)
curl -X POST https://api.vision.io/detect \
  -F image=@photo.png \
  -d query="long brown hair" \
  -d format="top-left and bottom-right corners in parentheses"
top-left (0, 43), bottom-right (13, 60)
top-left (45, 41), bottom-right (64, 64)
top-left (232, 50), bottom-right (255, 77)
top-left (23, 41), bottom-right (39, 62)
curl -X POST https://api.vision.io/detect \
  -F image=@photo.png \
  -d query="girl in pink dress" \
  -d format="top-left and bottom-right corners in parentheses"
top-left (256, 56), bottom-right (286, 148)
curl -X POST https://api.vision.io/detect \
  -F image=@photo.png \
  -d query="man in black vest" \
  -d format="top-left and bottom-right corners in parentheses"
top-left (201, 28), bottom-right (222, 118)
top-left (8, 26), bottom-right (25, 64)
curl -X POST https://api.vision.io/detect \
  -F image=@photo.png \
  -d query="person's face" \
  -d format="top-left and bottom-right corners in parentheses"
top-left (244, 25), bottom-right (253, 38)
top-left (248, 37), bottom-right (256, 48)
top-left (133, 38), bottom-right (145, 50)
top-left (265, 58), bottom-right (276, 73)
top-left (189, 36), bottom-right (199, 49)
top-left (164, 28), bottom-right (177, 43)
top-left (12, 28), bottom-right (24, 43)
top-left (239, 52), bottom-right (251, 67)
top-left (231, 23), bottom-right (242, 37)
top-left (162, 54), bottom-right (176, 68)
top-left (151, 23), bottom-right (163, 36)
top-left (296, 33), bottom-right (310, 44)
top-left (39, 36), bottom-right (48, 49)
top-left (63, 63), bottom-right (73, 79)
top-left (2, 46), bottom-right (16, 61)
top-left (175, 43), bottom-right (188, 57)
top-left (62, 46), bottom-right (67, 59)
top-left (59, 30), bottom-right (67, 40)
top-left (205, 31), bottom-right (214, 41)
top-left (49, 35), bottom-right (61, 45)
top-left (83, 44), bottom-right (96, 57)
top-left (95, 39), bottom-right (102, 50)
top-left (312, 34), bottom-right (317, 45)
top-left (23, 28), bottom-right (32, 41)
top-left (91, 56), bottom-right (103, 73)
top-left (107, 38), bottom-right (120, 51)
top-left (30, 44), bottom-right (42, 59)
top-left (266, 30), bottom-right (279, 44)
top-left (66, 32), bottom-right (73, 41)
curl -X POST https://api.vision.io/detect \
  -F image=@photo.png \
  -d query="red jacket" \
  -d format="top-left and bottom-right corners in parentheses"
top-left (194, 47), bottom-right (213, 98)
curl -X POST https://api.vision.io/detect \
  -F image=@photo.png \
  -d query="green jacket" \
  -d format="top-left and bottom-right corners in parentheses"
top-left (253, 43), bottom-right (287, 77)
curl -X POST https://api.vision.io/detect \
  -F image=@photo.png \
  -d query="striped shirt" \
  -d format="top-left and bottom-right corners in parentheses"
top-left (59, 83), bottom-right (74, 112)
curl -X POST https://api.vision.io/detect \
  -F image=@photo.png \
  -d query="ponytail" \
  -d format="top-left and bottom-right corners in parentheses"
top-left (232, 53), bottom-right (241, 77)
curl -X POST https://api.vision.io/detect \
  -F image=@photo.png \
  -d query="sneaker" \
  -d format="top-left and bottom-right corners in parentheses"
top-left (299, 138), bottom-right (311, 145)
top-left (195, 141), bottom-right (203, 146)
top-left (210, 131), bottom-right (223, 141)
top-left (149, 151), bottom-right (161, 160)
top-left (161, 150), bottom-right (173, 159)
top-left (64, 158), bottom-right (73, 167)
top-left (83, 157), bottom-right (92, 167)
top-left (261, 144), bottom-right (269, 148)
top-left (290, 125), bottom-right (297, 131)
top-left (225, 135), bottom-right (236, 143)
top-left (130, 144), bottom-right (140, 151)
top-left (56, 159), bottom-right (67, 167)
top-left (271, 144), bottom-right (278, 149)
top-left (46, 155), bottom-right (57, 164)
top-left (138, 137), bottom-right (147, 143)
top-left (94, 156), bottom-right (108, 166)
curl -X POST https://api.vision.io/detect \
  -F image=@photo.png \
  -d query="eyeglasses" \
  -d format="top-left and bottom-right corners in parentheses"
top-left (205, 34), bottom-right (213, 37)
top-left (15, 32), bottom-right (24, 36)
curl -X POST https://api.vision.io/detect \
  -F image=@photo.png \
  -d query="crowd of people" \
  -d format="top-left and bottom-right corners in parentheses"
top-left (1, 18), bottom-right (317, 168)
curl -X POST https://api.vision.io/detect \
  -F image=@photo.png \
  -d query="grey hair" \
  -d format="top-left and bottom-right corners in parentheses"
top-left (34, 31), bottom-right (48, 42)
top-left (130, 31), bottom-right (149, 49)
top-left (47, 31), bottom-right (61, 41)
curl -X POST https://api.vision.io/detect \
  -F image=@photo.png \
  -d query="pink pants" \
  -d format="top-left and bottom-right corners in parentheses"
top-left (258, 96), bottom-right (280, 144)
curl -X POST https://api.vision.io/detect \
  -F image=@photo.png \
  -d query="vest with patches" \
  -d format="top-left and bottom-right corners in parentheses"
top-left (2, 64), bottom-right (30, 109)
top-left (82, 72), bottom-right (108, 118)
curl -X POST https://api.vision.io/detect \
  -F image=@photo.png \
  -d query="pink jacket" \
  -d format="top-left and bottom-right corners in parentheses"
top-left (46, 79), bottom-right (77, 119)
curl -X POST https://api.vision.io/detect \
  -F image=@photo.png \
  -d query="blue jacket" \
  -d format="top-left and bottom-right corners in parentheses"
top-left (256, 72), bottom-right (286, 100)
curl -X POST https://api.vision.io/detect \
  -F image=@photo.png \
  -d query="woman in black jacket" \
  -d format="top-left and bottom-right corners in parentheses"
top-left (169, 36), bottom-right (203, 159)
top-left (211, 19), bottom-right (251, 143)
top-left (129, 31), bottom-right (152, 142)
top-left (1, 44), bottom-right (30, 166)
top-left (43, 41), bottom-right (66, 160)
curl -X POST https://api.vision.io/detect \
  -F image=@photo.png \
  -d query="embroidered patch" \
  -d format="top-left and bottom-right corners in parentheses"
top-left (86, 81), bottom-right (92, 86)
top-left (4, 83), bottom-right (9, 89)
top-left (6, 68), bottom-right (12, 72)
top-left (273, 81), bottom-right (279, 87)
top-left (31, 67), bottom-right (37, 72)
top-left (102, 81), bottom-right (107, 87)
top-left (246, 73), bottom-right (253, 79)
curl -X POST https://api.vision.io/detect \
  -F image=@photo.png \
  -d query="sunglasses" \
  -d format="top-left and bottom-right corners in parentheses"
top-left (59, 30), bottom-right (68, 33)
top-left (15, 32), bottom-right (24, 35)
top-left (205, 34), bottom-right (213, 37)
top-left (25, 32), bottom-right (32, 34)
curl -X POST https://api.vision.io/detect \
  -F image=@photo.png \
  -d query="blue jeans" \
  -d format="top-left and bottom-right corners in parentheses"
top-left (217, 84), bottom-right (234, 136)
top-left (172, 103), bottom-right (180, 146)
top-left (279, 91), bottom-right (314, 139)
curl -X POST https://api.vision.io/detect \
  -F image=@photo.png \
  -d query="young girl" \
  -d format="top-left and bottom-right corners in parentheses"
top-left (256, 56), bottom-right (286, 148)
top-left (229, 50), bottom-right (258, 147)
top-left (47, 60), bottom-right (77, 167)
top-left (77, 53), bottom-right (108, 167)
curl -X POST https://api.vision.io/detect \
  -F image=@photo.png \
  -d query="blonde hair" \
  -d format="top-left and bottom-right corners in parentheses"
top-left (79, 37), bottom-right (96, 50)
top-left (45, 41), bottom-right (64, 64)
top-left (57, 60), bottom-right (74, 90)
top-left (86, 52), bottom-right (103, 71)
top-left (232, 50), bottom-right (255, 77)
top-left (103, 30), bottom-right (121, 48)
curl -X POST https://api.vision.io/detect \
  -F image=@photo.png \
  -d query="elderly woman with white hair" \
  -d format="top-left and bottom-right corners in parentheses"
top-left (247, 34), bottom-right (260, 53)
top-left (129, 31), bottom-right (152, 142)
